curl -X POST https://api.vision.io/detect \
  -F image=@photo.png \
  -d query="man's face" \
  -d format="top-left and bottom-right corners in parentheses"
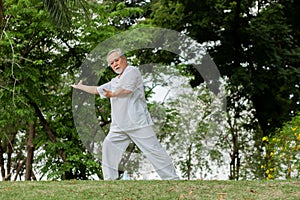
top-left (107, 52), bottom-right (127, 74)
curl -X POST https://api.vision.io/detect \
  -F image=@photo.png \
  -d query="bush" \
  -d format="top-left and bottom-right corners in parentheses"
top-left (262, 112), bottom-right (300, 179)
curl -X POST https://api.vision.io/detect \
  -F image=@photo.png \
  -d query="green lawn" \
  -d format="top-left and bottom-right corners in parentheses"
top-left (0, 180), bottom-right (299, 200)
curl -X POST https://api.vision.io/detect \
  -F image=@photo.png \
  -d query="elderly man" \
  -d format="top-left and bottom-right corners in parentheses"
top-left (71, 48), bottom-right (179, 180)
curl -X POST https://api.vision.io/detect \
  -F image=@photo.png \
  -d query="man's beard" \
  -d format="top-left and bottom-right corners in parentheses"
top-left (115, 68), bottom-right (122, 74)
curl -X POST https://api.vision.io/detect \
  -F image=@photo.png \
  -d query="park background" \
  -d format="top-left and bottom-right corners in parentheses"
top-left (1, 0), bottom-right (300, 183)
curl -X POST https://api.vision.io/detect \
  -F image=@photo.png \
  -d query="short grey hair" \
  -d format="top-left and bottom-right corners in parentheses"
top-left (106, 48), bottom-right (125, 63)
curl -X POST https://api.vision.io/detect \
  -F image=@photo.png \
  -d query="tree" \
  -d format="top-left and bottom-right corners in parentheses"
top-left (156, 80), bottom-right (224, 180)
top-left (148, 0), bottom-right (300, 136)
top-left (0, 0), bottom-right (149, 181)
top-left (0, 0), bottom-right (96, 180)
top-left (145, 0), bottom-right (300, 179)
top-left (220, 83), bottom-right (264, 180)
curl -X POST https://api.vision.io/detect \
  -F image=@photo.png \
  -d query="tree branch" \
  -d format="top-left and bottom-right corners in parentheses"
top-left (26, 95), bottom-right (67, 163)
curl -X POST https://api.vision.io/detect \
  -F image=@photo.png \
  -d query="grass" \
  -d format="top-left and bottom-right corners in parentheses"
top-left (0, 180), bottom-right (300, 200)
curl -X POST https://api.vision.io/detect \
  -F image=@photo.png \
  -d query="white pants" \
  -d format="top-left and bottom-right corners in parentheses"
top-left (102, 126), bottom-right (179, 180)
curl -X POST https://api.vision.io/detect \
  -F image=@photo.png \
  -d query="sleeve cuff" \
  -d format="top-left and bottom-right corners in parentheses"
top-left (97, 87), bottom-right (106, 98)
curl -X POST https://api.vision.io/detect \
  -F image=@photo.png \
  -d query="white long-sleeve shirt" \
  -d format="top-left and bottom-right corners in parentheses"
top-left (97, 66), bottom-right (153, 132)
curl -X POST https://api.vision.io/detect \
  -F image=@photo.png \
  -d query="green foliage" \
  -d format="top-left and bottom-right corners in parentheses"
top-left (0, 0), bottom-right (102, 180)
top-left (150, 1), bottom-right (185, 30)
top-left (42, 0), bottom-right (90, 29)
top-left (1, 0), bottom-right (300, 181)
top-left (162, 84), bottom-right (225, 180)
top-left (144, 0), bottom-right (300, 180)
top-left (262, 113), bottom-right (300, 179)
top-left (148, 0), bottom-right (300, 137)
top-left (220, 83), bottom-right (265, 180)
top-left (0, 0), bottom-right (158, 181)
top-left (101, 0), bottom-right (144, 30)
top-left (37, 143), bottom-right (102, 180)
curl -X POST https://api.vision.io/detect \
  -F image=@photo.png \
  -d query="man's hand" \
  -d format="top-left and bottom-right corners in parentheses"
top-left (71, 80), bottom-right (83, 89)
top-left (103, 88), bottom-right (113, 98)
top-left (70, 80), bottom-right (98, 94)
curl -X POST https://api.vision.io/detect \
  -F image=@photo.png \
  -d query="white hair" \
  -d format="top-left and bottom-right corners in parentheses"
top-left (106, 48), bottom-right (125, 63)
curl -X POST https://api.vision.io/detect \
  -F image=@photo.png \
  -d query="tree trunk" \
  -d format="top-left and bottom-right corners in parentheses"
top-left (25, 123), bottom-right (35, 180)
top-left (229, 133), bottom-right (239, 180)
top-left (14, 158), bottom-right (26, 181)
top-left (5, 131), bottom-right (16, 181)
top-left (229, 118), bottom-right (240, 180)
top-left (0, 144), bottom-right (5, 180)
top-left (31, 170), bottom-right (37, 180)
top-left (187, 144), bottom-right (192, 180)
top-left (286, 159), bottom-right (291, 179)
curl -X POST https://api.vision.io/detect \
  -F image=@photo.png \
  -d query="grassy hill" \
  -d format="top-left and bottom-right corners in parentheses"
top-left (1, 180), bottom-right (300, 199)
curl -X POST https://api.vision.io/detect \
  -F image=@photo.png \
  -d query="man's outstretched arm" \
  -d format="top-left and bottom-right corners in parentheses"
top-left (71, 80), bottom-right (98, 94)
